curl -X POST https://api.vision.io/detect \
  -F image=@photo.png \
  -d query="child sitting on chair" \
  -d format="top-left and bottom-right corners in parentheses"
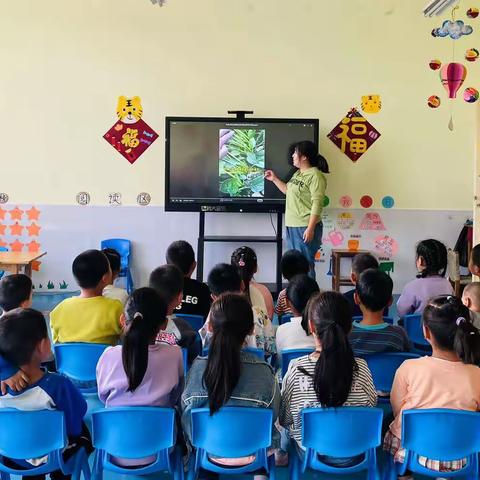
top-left (349, 269), bottom-right (410, 356)
top-left (0, 274), bottom-right (33, 315)
top-left (50, 250), bottom-right (123, 345)
top-left (149, 265), bottom-right (201, 364)
top-left (461, 282), bottom-right (480, 329)
top-left (102, 248), bottom-right (129, 305)
top-left (384, 295), bottom-right (480, 475)
top-left (0, 308), bottom-right (92, 477)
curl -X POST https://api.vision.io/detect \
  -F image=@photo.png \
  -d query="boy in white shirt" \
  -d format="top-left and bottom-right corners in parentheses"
top-left (102, 248), bottom-right (129, 305)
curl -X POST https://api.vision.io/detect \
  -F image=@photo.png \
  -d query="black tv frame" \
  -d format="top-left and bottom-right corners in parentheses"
top-left (164, 116), bottom-right (319, 213)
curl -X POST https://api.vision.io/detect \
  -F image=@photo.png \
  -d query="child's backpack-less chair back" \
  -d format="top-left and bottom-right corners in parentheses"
top-left (100, 239), bottom-right (134, 293)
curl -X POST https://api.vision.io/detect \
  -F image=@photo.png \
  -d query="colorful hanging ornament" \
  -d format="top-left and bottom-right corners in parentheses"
top-left (464, 87), bottom-right (479, 103)
top-left (429, 59), bottom-right (442, 70)
top-left (440, 63), bottom-right (467, 98)
top-left (428, 95), bottom-right (441, 108)
top-left (467, 7), bottom-right (479, 18)
top-left (465, 48), bottom-right (479, 62)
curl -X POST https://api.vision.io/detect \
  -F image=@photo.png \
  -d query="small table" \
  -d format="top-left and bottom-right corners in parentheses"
top-left (331, 249), bottom-right (370, 292)
top-left (0, 252), bottom-right (46, 277)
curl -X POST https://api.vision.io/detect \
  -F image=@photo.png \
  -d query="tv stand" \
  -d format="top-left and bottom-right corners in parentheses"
top-left (196, 211), bottom-right (284, 295)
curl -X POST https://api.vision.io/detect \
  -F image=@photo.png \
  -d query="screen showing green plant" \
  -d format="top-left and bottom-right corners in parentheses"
top-left (219, 129), bottom-right (265, 198)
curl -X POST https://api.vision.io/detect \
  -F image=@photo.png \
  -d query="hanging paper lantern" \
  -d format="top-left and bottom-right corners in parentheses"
top-left (465, 48), bottom-right (479, 62)
top-left (429, 59), bottom-right (442, 70)
top-left (439, 63), bottom-right (467, 98)
top-left (464, 87), bottom-right (479, 103)
top-left (428, 95), bottom-right (441, 108)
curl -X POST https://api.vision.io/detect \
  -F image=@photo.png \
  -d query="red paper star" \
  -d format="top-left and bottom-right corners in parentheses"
top-left (0, 208), bottom-right (6, 221)
top-left (0, 240), bottom-right (6, 247)
top-left (32, 260), bottom-right (41, 271)
top-left (26, 222), bottom-right (41, 236)
top-left (27, 240), bottom-right (41, 253)
top-left (10, 222), bottom-right (24, 236)
top-left (26, 206), bottom-right (41, 221)
top-left (9, 207), bottom-right (24, 221)
top-left (10, 239), bottom-right (24, 252)
top-left (0, 224), bottom-right (6, 236)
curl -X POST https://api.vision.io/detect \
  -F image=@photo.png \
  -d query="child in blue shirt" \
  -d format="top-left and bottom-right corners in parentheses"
top-left (0, 308), bottom-right (91, 478)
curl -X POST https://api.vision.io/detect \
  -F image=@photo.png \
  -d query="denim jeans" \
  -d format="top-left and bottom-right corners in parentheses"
top-left (286, 222), bottom-right (323, 280)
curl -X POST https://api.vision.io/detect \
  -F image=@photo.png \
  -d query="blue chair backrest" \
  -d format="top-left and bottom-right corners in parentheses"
top-left (353, 316), bottom-right (394, 325)
top-left (0, 409), bottom-right (66, 460)
top-left (182, 348), bottom-right (188, 376)
top-left (402, 409), bottom-right (480, 461)
top-left (176, 313), bottom-right (204, 331)
top-left (281, 348), bottom-right (314, 378)
top-left (362, 352), bottom-right (420, 392)
top-left (191, 407), bottom-right (272, 458)
top-left (201, 346), bottom-right (264, 360)
top-left (302, 407), bottom-right (383, 458)
top-left (101, 239), bottom-right (131, 270)
top-left (0, 246), bottom-right (7, 280)
top-left (54, 343), bottom-right (109, 382)
top-left (92, 407), bottom-right (175, 459)
top-left (404, 314), bottom-right (430, 347)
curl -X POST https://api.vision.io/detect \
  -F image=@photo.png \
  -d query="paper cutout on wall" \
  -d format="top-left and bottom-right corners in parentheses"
top-left (108, 193), bottom-right (122, 206)
top-left (339, 195), bottom-right (353, 208)
top-left (324, 230), bottom-right (344, 247)
top-left (0, 194), bottom-right (8, 204)
top-left (327, 108), bottom-right (381, 162)
top-left (26, 207), bottom-right (41, 221)
top-left (321, 212), bottom-right (334, 230)
top-left (466, 48), bottom-right (479, 62)
top-left (361, 95), bottom-right (382, 114)
top-left (464, 87), bottom-right (479, 102)
top-left (467, 8), bottom-right (479, 18)
top-left (432, 20), bottom-right (473, 39)
top-left (374, 235), bottom-right (399, 257)
top-left (137, 192), bottom-right (151, 206)
top-left (103, 96), bottom-right (159, 165)
top-left (360, 195), bottom-right (373, 208)
top-left (315, 246), bottom-right (326, 263)
top-left (27, 223), bottom-right (41, 236)
top-left (9, 223), bottom-right (23, 236)
top-left (76, 192), bottom-right (91, 206)
top-left (379, 261), bottom-right (395, 275)
top-left (382, 196), bottom-right (395, 208)
top-left (337, 212), bottom-right (355, 230)
top-left (428, 95), bottom-right (441, 108)
top-left (0, 208), bottom-right (6, 221)
top-left (9, 207), bottom-right (24, 221)
top-left (360, 213), bottom-right (386, 230)
top-left (0, 225), bottom-right (6, 236)
top-left (323, 195), bottom-right (330, 207)
top-left (348, 239), bottom-right (360, 251)
top-left (27, 240), bottom-right (41, 253)
top-left (429, 59), bottom-right (442, 70)
top-left (10, 239), bottom-right (24, 252)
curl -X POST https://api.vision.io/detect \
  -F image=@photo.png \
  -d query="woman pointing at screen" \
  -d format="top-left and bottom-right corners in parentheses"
top-left (265, 141), bottom-right (329, 280)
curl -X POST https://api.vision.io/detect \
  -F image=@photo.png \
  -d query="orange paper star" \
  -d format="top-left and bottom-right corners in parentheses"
top-left (0, 240), bottom-right (6, 247)
top-left (0, 224), bottom-right (6, 236)
top-left (26, 206), bottom-right (41, 221)
top-left (32, 260), bottom-right (41, 271)
top-left (26, 222), bottom-right (41, 236)
top-left (0, 208), bottom-right (6, 221)
top-left (9, 207), bottom-right (24, 221)
top-left (26, 240), bottom-right (41, 253)
top-left (10, 239), bottom-right (24, 252)
top-left (10, 222), bottom-right (24, 236)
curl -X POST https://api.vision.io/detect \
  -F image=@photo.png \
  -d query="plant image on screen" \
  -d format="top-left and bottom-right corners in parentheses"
top-left (219, 129), bottom-right (265, 197)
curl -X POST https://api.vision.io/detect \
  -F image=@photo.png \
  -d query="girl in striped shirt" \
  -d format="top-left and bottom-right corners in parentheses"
top-left (280, 291), bottom-right (377, 467)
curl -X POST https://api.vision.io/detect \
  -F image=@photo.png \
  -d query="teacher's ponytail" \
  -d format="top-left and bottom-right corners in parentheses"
top-left (294, 141), bottom-right (329, 174)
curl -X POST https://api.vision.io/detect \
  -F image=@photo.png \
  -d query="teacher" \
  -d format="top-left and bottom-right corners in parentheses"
top-left (265, 141), bottom-right (329, 280)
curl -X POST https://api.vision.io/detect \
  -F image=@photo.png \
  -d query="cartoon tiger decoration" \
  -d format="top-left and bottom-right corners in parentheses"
top-left (361, 95), bottom-right (382, 114)
top-left (116, 96), bottom-right (143, 124)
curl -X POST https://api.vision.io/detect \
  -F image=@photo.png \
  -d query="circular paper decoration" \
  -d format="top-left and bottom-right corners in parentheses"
top-left (467, 7), bottom-right (479, 18)
top-left (429, 59), bottom-right (442, 70)
top-left (323, 195), bottom-right (330, 207)
top-left (382, 196), bottom-right (395, 209)
top-left (465, 48), bottom-right (479, 62)
top-left (464, 87), bottom-right (479, 103)
top-left (76, 192), bottom-right (90, 206)
top-left (137, 192), bottom-right (151, 206)
top-left (428, 95), bottom-right (441, 108)
top-left (339, 195), bottom-right (352, 208)
top-left (0, 193), bottom-right (9, 204)
top-left (360, 195), bottom-right (373, 208)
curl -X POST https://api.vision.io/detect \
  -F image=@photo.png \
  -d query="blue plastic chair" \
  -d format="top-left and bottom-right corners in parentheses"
top-left (54, 343), bottom-right (109, 394)
top-left (362, 353), bottom-right (420, 403)
top-left (189, 407), bottom-right (275, 479)
top-left (182, 348), bottom-right (188, 376)
top-left (353, 316), bottom-right (394, 325)
top-left (91, 407), bottom-right (183, 480)
top-left (100, 239), bottom-right (133, 293)
top-left (384, 409), bottom-right (480, 479)
top-left (201, 347), bottom-right (265, 360)
top-left (290, 407), bottom-right (383, 480)
top-left (279, 314), bottom-right (293, 325)
top-left (176, 313), bottom-right (205, 331)
top-left (0, 409), bottom-right (90, 480)
top-left (404, 314), bottom-right (432, 354)
top-left (281, 348), bottom-right (315, 378)
top-left (0, 246), bottom-right (8, 280)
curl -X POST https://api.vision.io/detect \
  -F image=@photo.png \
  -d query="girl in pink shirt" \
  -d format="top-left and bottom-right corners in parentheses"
top-left (385, 295), bottom-right (480, 475)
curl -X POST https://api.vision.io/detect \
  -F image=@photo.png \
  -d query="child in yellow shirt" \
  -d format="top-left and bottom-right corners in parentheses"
top-left (50, 250), bottom-right (123, 345)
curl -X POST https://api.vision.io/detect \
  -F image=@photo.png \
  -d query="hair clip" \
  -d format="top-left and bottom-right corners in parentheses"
top-left (133, 312), bottom-right (143, 320)
top-left (456, 316), bottom-right (466, 326)
top-left (238, 254), bottom-right (246, 267)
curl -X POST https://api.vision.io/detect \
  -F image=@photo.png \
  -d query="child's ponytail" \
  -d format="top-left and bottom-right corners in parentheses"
top-left (231, 246), bottom-right (257, 303)
top-left (454, 316), bottom-right (480, 365)
top-left (122, 287), bottom-right (167, 392)
top-left (293, 141), bottom-right (329, 174)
